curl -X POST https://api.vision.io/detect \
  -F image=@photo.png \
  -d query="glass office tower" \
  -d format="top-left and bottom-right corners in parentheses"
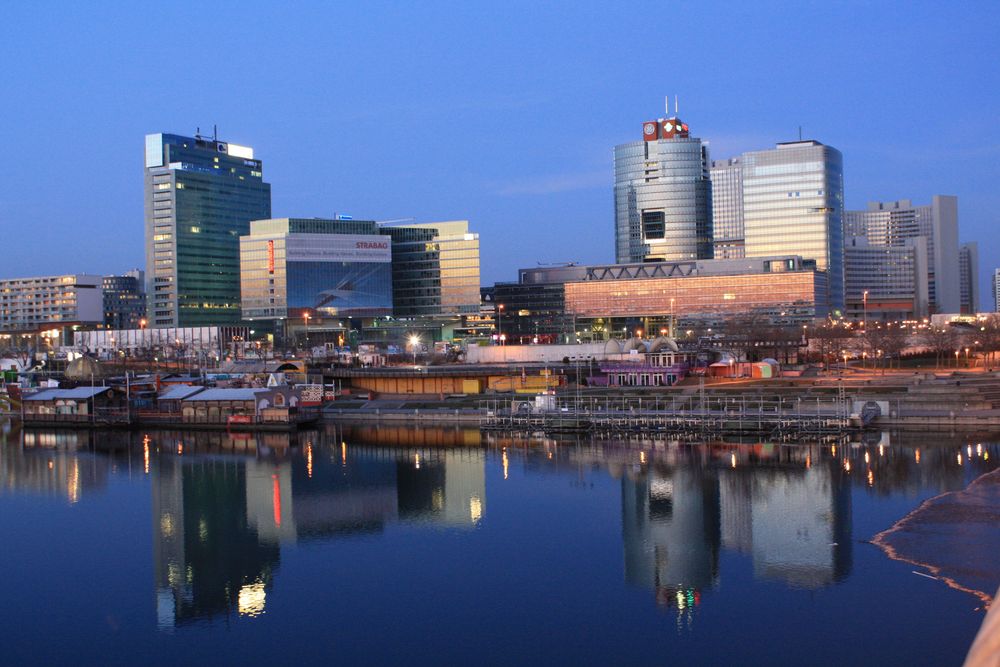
top-left (379, 221), bottom-right (480, 317)
top-left (614, 117), bottom-right (712, 264)
top-left (144, 133), bottom-right (271, 328)
top-left (709, 157), bottom-right (744, 259)
top-left (741, 141), bottom-right (844, 314)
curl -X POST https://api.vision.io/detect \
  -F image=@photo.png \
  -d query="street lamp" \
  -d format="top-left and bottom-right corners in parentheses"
top-left (497, 304), bottom-right (504, 345)
top-left (409, 334), bottom-right (420, 365)
top-left (303, 312), bottom-right (311, 345)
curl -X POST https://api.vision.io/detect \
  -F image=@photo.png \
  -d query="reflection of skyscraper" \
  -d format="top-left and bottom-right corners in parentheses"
top-left (719, 462), bottom-right (852, 589)
top-left (621, 468), bottom-right (720, 606)
top-left (152, 457), bottom-right (280, 629)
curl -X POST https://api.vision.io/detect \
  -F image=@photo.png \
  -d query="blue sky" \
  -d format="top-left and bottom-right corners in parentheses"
top-left (2, 1), bottom-right (998, 300)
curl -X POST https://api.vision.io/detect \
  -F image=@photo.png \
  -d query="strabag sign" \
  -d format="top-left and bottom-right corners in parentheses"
top-left (285, 234), bottom-right (391, 263)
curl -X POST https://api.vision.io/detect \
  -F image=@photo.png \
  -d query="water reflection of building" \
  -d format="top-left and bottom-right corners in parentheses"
top-left (720, 463), bottom-right (852, 588)
top-left (0, 426), bottom-right (109, 502)
top-left (622, 467), bottom-right (720, 610)
top-left (153, 443), bottom-right (486, 629)
top-left (153, 456), bottom-right (280, 630)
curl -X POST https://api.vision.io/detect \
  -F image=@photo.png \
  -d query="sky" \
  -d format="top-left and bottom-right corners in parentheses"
top-left (2, 1), bottom-right (999, 301)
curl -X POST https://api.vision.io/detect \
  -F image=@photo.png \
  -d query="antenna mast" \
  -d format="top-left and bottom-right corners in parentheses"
top-left (674, 95), bottom-right (679, 116)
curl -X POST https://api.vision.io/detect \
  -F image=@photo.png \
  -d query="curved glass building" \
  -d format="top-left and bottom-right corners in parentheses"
top-left (614, 117), bottom-right (712, 264)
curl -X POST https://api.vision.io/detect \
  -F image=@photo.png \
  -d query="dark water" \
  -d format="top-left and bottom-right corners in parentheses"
top-left (0, 420), bottom-right (996, 667)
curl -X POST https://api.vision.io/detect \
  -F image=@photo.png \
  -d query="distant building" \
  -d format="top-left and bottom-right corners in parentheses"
top-left (144, 132), bottom-right (271, 328)
top-left (844, 237), bottom-right (928, 321)
top-left (845, 196), bottom-right (960, 314)
top-left (614, 111), bottom-right (712, 263)
top-left (959, 242), bottom-right (979, 314)
top-left (994, 268), bottom-right (1000, 313)
top-left (0, 274), bottom-right (103, 337)
top-left (103, 270), bottom-right (146, 330)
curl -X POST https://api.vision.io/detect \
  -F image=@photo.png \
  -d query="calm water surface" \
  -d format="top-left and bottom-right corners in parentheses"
top-left (0, 421), bottom-right (996, 666)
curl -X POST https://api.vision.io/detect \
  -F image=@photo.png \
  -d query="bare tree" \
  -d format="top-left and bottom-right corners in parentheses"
top-left (862, 322), bottom-right (912, 372)
top-left (809, 321), bottom-right (854, 371)
top-left (921, 325), bottom-right (962, 369)
top-left (975, 315), bottom-right (1000, 368)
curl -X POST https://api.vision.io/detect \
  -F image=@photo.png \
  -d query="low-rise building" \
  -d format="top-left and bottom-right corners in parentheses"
top-left (0, 274), bottom-right (103, 339)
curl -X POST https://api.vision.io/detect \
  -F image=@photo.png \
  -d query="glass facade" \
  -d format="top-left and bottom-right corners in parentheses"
top-left (380, 221), bottom-right (480, 318)
top-left (741, 141), bottom-right (844, 314)
top-left (144, 133), bottom-right (271, 328)
top-left (240, 219), bottom-right (393, 321)
top-left (565, 272), bottom-right (827, 322)
top-left (614, 121), bottom-right (712, 263)
top-left (709, 157), bottom-right (744, 259)
top-left (103, 271), bottom-right (146, 330)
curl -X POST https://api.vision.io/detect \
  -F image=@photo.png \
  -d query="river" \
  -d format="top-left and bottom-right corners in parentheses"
top-left (0, 420), bottom-right (996, 666)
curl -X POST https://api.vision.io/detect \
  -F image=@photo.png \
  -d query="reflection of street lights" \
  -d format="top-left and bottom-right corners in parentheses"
top-left (409, 334), bottom-right (420, 365)
top-left (955, 350), bottom-right (960, 368)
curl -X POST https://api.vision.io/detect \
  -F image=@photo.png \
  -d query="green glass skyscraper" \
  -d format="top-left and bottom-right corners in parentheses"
top-left (144, 132), bottom-right (271, 328)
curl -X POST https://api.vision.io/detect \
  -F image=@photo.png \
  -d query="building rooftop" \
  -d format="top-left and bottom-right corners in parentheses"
top-left (23, 387), bottom-right (113, 401)
top-left (181, 388), bottom-right (270, 402)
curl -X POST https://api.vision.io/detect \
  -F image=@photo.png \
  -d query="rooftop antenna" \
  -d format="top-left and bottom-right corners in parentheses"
top-left (674, 95), bottom-right (679, 116)
top-left (665, 95), bottom-right (670, 117)
top-left (213, 124), bottom-right (218, 141)
top-left (196, 126), bottom-right (201, 139)
top-left (798, 125), bottom-right (802, 141)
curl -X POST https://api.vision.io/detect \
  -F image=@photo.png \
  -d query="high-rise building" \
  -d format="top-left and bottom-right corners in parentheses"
top-left (144, 132), bottom-right (271, 329)
top-left (844, 237), bottom-right (928, 320)
top-left (709, 157), bottom-right (744, 259)
top-left (614, 113), bottom-right (712, 263)
top-left (103, 270), bottom-right (146, 330)
top-left (740, 141), bottom-right (845, 313)
top-left (959, 242), bottom-right (979, 314)
top-left (993, 268), bottom-right (1000, 313)
top-left (844, 196), bottom-right (959, 314)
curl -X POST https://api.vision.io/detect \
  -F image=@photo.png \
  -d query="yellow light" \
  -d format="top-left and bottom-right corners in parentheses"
top-left (967, 445), bottom-right (973, 458)
top-left (867, 470), bottom-right (874, 487)
top-left (831, 445), bottom-right (836, 456)
top-left (730, 452), bottom-right (737, 468)
top-left (640, 451), bottom-right (647, 464)
top-left (976, 444), bottom-right (983, 456)
top-left (341, 441), bottom-right (347, 465)
top-left (864, 451), bottom-right (870, 464)
top-left (414, 452), bottom-right (421, 469)
top-left (844, 460), bottom-right (851, 473)
top-left (957, 453), bottom-right (963, 465)
top-left (805, 454), bottom-right (811, 469)
top-left (237, 582), bottom-right (267, 617)
top-left (878, 444), bottom-right (884, 457)
top-left (502, 448), bottom-right (509, 480)
top-left (915, 449), bottom-right (921, 463)
top-left (470, 495), bottom-right (482, 523)
top-left (306, 444), bottom-right (313, 479)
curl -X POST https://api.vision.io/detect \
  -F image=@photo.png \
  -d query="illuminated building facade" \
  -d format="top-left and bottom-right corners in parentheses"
top-left (0, 274), bottom-right (103, 334)
top-left (240, 218), bottom-right (393, 323)
top-left (844, 236), bottom-right (928, 321)
top-left (740, 140), bottom-right (845, 314)
top-left (844, 196), bottom-right (959, 314)
top-left (562, 257), bottom-right (827, 331)
top-left (958, 242), bottom-right (979, 315)
top-left (614, 112), bottom-right (712, 263)
top-left (144, 132), bottom-right (271, 328)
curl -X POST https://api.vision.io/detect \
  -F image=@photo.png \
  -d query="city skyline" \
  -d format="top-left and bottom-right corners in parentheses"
top-left (1, 3), bottom-right (998, 299)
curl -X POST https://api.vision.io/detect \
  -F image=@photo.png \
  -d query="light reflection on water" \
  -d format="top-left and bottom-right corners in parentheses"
top-left (0, 419), bottom-right (997, 665)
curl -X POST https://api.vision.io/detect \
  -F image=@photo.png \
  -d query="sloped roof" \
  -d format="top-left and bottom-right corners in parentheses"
top-left (23, 387), bottom-right (113, 401)
top-left (158, 385), bottom-right (206, 401)
top-left (182, 388), bottom-right (270, 402)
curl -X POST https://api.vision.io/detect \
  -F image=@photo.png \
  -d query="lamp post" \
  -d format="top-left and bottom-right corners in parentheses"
top-left (497, 304), bottom-right (504, 345)
top-left (409, 334), bottom-right (420, 366)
